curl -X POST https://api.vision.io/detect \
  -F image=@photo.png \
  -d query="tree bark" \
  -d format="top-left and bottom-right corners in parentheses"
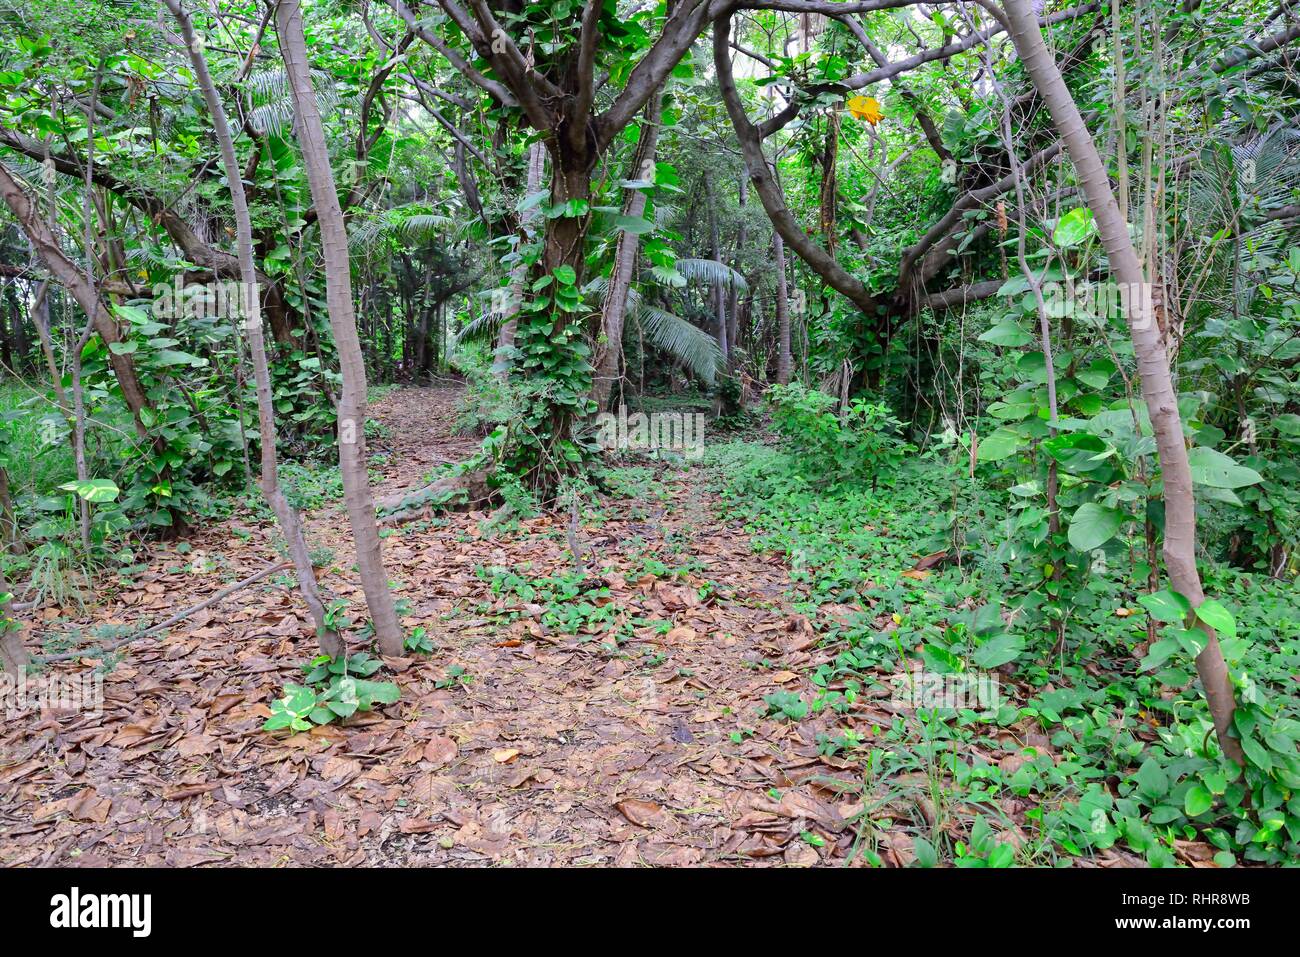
top-left (1000, 0), bottom-right (1242, 764)
top-left (495, 141), bottom-right (545, 378)
top-left (774, 230), bottom-right (793, 385)
top-left (729, 174), bottom-right (748, 372)
top-left (276, 0), bottom-right (403, 657)
top-left (0, 573), bottom-right (26, 678)
top-left (706, 178), bottom-right (730, 363)
top-left (168, 0), bottom-right (343, 660)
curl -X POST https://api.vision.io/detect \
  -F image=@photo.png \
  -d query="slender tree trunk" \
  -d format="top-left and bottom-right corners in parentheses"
top-left (0, 466), bottom-right (23, 554)
top-left (593, 91), bottom-right (664, 411)
top-left (495, 141), bottom-right (546, 378)
top-left (70, 68), bottom-right (105, 553)
top-left (1001, 0), bottom-right (1242, 764)
top-left (706, 178), bottom-right (730, 362)
top-left (774, 230), bottom-right (793, 385)
top-left (728, 174), bottom-right (748, 373)
top-left (276, 0), bottom-right (402, 656)
top-left (0, 573), bottom-right (26, 677)
top-left (168, 0), bottom-right (343, 659)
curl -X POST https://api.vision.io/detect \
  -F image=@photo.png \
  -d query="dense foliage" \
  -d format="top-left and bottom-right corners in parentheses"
top-left (1, 0), bottom-right (1298, 867)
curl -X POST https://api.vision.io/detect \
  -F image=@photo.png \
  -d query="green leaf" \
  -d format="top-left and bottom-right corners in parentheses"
top-left (1194, 598), bottom-right (1236, 640)
top-left (553, 265), bottom-right (577, 286)
top-left (972, 633), bottom-right (1024, 669)
top-left (151, 349), bottom-right (208, 368)
top-left (1272, 413), bottom-right (1300, 436)
top-left (1184, 785), bottom-right (1213, 817)
top-left (1239, 734), bottom-right (1272, 773)
top-left (58, 479), bottom-right (120, 503)
top-left (912, 835), bottom-right (938, 868)
top-left (1134, 757), bottom-right (1169, 799)
top-left (1042, 432), bottom-right (1110, 474)
top-left (613, 214), bottom-right (655, 235)
top-left (1139, 589), bottom-right (1192, 623)
top-left (1052, 207), bottom-right (1096, 247)
top-left (977, 427), bottom-right (1022, 462)
top-left (1068, 502), bottom-right (1123, 551)
top-left (979, 321), bottom-right (1033, 347)
top-left (986, 843), bottom-right (1015, 868)
top-left (1187, 446), bottom-right (1263, 489)
top-left (1141, 638), bottom-right (1181, 671)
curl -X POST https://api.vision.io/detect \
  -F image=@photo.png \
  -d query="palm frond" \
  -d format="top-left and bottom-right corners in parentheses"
top-left (245, 68), bottom-right (339, 136)
top-left (675, 257), bottom-right (749, 291)
top-left (628, 299), bottom-right (725, 386)
top-left (397, 214), bottom-right (453, 242)
top-left (453, 306), bottom-right (503, 346)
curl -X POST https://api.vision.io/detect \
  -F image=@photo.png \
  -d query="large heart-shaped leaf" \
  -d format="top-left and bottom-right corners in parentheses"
top-left (1068, 502), bottom-right (1123, 551)
top-left (1187, 446), bottom-right (1262, 489)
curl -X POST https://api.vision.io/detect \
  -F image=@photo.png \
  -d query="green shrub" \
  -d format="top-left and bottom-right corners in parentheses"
top-left (766, 382), bottom-right (913, 488)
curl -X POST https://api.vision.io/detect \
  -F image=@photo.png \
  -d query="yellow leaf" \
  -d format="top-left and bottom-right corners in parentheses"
top-left (847, 95), bottom-right (883, 125)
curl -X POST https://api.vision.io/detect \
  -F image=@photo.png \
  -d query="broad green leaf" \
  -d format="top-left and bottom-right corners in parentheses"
top-left (972, 633), bottom-right (1024, 669)
top-left (1187, 446), bottom-right (1263, 489)
top-left (986, 843), bottom-right (1015, 868)
top-left (58, 479), bottom-right (120, 503)
top-left (977, 427), bottom-right (1022, 462)
top-left (1068, 502), bottom-right (1123, 551)
top-left (1139, 589), bottom-right (1192, 623)
top-left (1134, 757), bottom-right (1169, 799)
top-left (979, 321), bottom-right (1033, 347)
top-left (1184, 785), bottom-right (1213, 817)
top-left (1053, 207), bottom-right (1096, 247)
top-left (1194, 598), bottom-right (1236, 640)
top-left (613, 214), bottom-right (654, 234)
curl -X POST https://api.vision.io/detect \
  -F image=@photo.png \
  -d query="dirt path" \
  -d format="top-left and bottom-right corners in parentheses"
top-left (1, 387), bottom-right (877, 867)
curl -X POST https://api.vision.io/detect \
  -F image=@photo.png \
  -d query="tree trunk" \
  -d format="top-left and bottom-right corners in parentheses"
top-left (593, 90), bottom-right (663, 411)
top-left (168, 0), bottom-right (343, 660)
top-left (0, 466), bottom-right (23, 555)
top-left (276, 0), bottom-right (403, 657)
top-left (706, 177), bottom-right (730, 363)
top-left (729, 174), bottom-right (748, 372)
top-left (774, 230), bottom-right (793, 385)
top-left (495, 141), bottom-right (546, 377)
top-left (1001, 0), bottom-right (1242, 765)
top-left (0, 574), bottom-right (26, 678)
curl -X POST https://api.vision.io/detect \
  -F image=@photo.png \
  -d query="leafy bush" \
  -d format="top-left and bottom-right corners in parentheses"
top-left (766, 383), bottom-right (913, 488)
top-left (451, 343), bottom-right (519, 437)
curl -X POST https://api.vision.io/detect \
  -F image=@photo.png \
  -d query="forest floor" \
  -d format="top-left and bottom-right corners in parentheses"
top-left (1, 385), bottom-right (906, 867)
